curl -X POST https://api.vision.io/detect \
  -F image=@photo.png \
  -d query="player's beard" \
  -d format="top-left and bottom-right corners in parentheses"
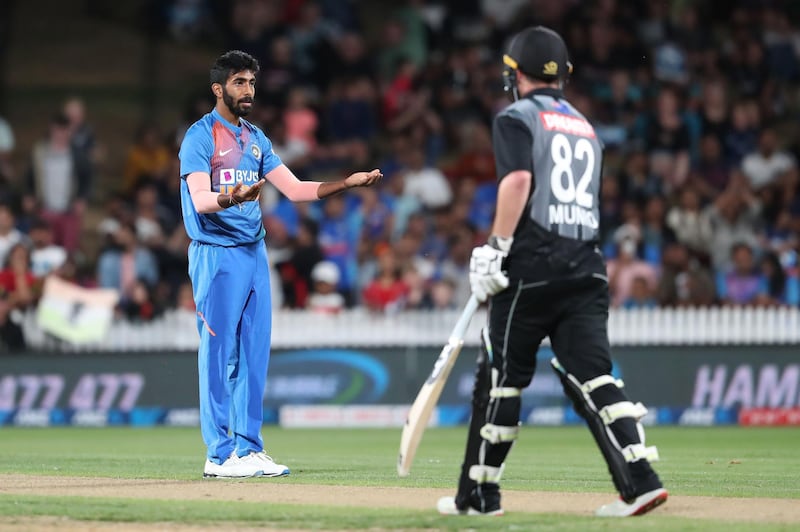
top-left (223, 89), bottom-right (253, 117)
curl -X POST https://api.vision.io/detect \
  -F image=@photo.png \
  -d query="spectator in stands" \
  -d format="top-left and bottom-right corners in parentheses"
top-left (623, 275), bottom-right (658, 309)
top-left (725, 99), bottom-right (760, 166)
top-left (279, 217), bottom-right (322, 309)
top-left (133, 181), bottom-right (172, 247)
top-left (741, 127), bottom-right (798, 220)
top-left (120, 278), bottom-right (160, 322)
top-left (642, 86), bottom-right (691, 192)
top-left (759, 250), bottom-right (799, 307)
top-left (62, 97), bottom-right (99, 187)
top-left (28, 218), bottom-right (67, 278)
top-left (0, 202), bottom-right (25, 268)
top-left (307, 260), bottom-right (345, 314)
top-left (618, 148), bottom-right (659, 204)
top-left (607, 224), bottom-right (658, 307)
top-left (657, 242), bottom-right (715, 308)
top-left (289, 0), bottom-right (341, 86)
top-left (283, 87), bottom-right (319, 161)
top-left (317, 194), bottom-right (360, 304)
top-left (599, 173), bottom-right (623, 251)
top-left (26, 113), bottom-right (91, 253)
top-left (716, 242), bottom-right (768, 306)
top-left (327, 31), bottom-right (374, 81)
top-left (391, 223), bottom-right (435, 283)
top-left (593, 68), bottom-right (640, 148)
top-left (704, 173), bottom-right (764, 272)
top-left (259, 36), bottom-right (299, 108)
top-left (399, 146), bottom-right (452, 210)
top-left (96, 222), bottom-right (158, 306)
top-left (445, 121), bottom-right (496, 185)
top-left (640, 196), bottom-right (675, 266)
top-left (362, 245), bottom-right (408, 313)
top-left (435, 225), bottom-right (473, 308)
top-left (325, 76), bottom-right (377, 144)
top-left (0, 243), bottom-right (36, 350)
top-left (696, 79), bottom-right (730, 146)
top-left (423, 276), bottom-right (458, 310)
top-left (225, 0), bottom-right (282, 65)
top-left (667, 187), bottom-right (710, 255)
top-left (356, 186), bottom-right (393, 247)
top-left (123, 122), bottom-right (172, 194)
top-left (690, 134), bottom-right (733, 202)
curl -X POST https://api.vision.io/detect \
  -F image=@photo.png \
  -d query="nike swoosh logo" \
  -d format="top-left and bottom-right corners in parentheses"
top-left (219, 149), bottom-right (233, 156)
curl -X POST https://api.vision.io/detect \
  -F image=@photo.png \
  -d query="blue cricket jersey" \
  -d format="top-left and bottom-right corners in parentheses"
top-left (179, 108), bottom-right (282, 246)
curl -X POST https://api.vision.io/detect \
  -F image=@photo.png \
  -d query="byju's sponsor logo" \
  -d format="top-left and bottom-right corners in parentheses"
top-left (218, 168), bottom-right (261, 194)
top-left (267, 350), bottom-right (389, 405)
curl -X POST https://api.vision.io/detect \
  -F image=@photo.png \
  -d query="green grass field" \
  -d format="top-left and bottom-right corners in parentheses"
top-left (0, 426), bottom-right (798, 530)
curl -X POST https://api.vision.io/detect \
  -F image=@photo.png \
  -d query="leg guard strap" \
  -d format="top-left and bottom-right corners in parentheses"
top-left (469, 463), bottom-right (505, 484)
top-left (480, 423), bottom-right (520, 444)
top-left (599, 401), bottom-right (648, 424)
top-left (489, 387), bottom-right (522, 398)
top-left (622, 443), bottom-right (660, 463)
top-left (582, 374), bottom-right (624, 393)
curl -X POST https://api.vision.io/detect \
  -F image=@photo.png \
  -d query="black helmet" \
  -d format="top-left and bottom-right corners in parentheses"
top-left (503, 26), bottom-right (572, 100)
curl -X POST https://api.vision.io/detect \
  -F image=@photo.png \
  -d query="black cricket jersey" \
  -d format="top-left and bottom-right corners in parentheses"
top-left (492, 88), bottom-right (607, 283)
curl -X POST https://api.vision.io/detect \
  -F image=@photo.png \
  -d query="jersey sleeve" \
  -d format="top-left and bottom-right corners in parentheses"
top-left (492, 113), bottom-right (533, 181)
top-left (260, 132), bottom-right (283, 177)
top-left (178, 122), bottom-right (213, 178)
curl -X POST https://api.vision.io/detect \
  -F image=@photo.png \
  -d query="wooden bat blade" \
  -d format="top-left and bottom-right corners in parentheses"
top-left (397, 295), bottom-right (479, 477)
top-left (397, 339), bottom-right (464, 476)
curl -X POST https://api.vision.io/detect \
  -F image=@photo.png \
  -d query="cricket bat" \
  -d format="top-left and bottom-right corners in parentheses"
top-left (397, 295), bottom-right (480, 477)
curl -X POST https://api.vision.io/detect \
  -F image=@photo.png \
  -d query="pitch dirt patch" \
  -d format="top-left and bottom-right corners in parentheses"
top-left (1, 474), bottom-right (798, 527)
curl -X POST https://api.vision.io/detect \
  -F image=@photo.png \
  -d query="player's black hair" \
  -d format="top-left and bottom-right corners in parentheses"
top-left (210, 50), bottom-right (260, 86)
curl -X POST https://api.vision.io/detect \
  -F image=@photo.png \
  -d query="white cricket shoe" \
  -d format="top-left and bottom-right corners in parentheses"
top-left (595, 488), bottom-right (668, 517)
top-left (240, 450), bottom-right (290, 477)
top-left (203, 453), bottom-right (262, 478)
top-left (437, 496), bottom-right (504, 516)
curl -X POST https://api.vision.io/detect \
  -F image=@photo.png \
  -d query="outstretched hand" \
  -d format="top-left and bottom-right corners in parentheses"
top-left (230, 180), bottom-right (265, 203)
top-left (345, 169), bottom-right (383, 188)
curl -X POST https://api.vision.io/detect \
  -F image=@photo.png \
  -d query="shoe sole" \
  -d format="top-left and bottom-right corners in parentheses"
top-left (437, 496), bottom-right (503, 516)
top-left (260, 469), bottom-right (290, 478)
top-left (632, 490), bottom-right (668, 516)
top-left (438, 509), bottom-right (504, 516)
top-left (203, 472), bottom-right (263, 478)
top-left (203, 469), bottom-right (290, 479)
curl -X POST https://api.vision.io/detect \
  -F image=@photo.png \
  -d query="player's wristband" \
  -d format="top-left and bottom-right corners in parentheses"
top-left (488, 235), bottom-right (513, 253)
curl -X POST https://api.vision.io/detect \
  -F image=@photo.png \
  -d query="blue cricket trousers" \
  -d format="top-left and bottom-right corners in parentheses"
top-left (188, 239), bottom-right (272, 464)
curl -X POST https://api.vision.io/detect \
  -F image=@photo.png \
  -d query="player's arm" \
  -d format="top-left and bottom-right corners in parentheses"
top-left (490, 114), bottom-right (534, 245)
top-left (469, 114), bottom-right (533, 302)
top-left (186, 172), bottom-right (263, 213)
top-left (264, 164), bottom-right (382, 201)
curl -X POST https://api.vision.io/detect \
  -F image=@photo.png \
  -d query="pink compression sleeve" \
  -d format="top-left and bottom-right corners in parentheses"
top-left (266, 164), bottom-right (321, 201)
top-left (186, 172), bottom-right (225, 213)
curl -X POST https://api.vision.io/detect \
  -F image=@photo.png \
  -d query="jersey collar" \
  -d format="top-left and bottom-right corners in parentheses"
top-left (212, 108), bottom-right (245, 133)
top-left (523, 87), bottom-right (564, 99)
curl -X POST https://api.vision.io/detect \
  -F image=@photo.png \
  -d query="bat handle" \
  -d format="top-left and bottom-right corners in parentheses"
top-left (448, 295), bottom-right (480, 344)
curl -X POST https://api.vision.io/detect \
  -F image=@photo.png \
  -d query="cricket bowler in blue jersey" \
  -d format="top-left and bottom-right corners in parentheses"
top-left (179, 50), bottom-right (382, 478)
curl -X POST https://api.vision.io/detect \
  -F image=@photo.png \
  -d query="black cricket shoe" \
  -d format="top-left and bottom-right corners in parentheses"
top-left (437, 483), bottom-right (504, 516)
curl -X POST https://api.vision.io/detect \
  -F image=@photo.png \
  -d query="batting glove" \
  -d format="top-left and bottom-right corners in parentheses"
top-left (469, 241), bottom-right (510, 303)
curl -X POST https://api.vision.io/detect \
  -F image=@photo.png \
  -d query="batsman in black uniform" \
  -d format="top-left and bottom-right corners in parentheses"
top-left (437, 26), bottom-right (668, 517)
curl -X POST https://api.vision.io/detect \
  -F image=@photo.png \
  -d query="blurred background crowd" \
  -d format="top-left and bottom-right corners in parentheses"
top-left (2, 0), bottom-right (800, 348)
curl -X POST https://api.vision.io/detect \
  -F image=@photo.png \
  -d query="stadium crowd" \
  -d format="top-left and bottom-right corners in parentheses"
top-left (2, 0), bottom-right (800, 348)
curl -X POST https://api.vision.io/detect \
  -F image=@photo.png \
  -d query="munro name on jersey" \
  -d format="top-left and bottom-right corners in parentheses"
top-left (548, 203), bottom-right (599, 229)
